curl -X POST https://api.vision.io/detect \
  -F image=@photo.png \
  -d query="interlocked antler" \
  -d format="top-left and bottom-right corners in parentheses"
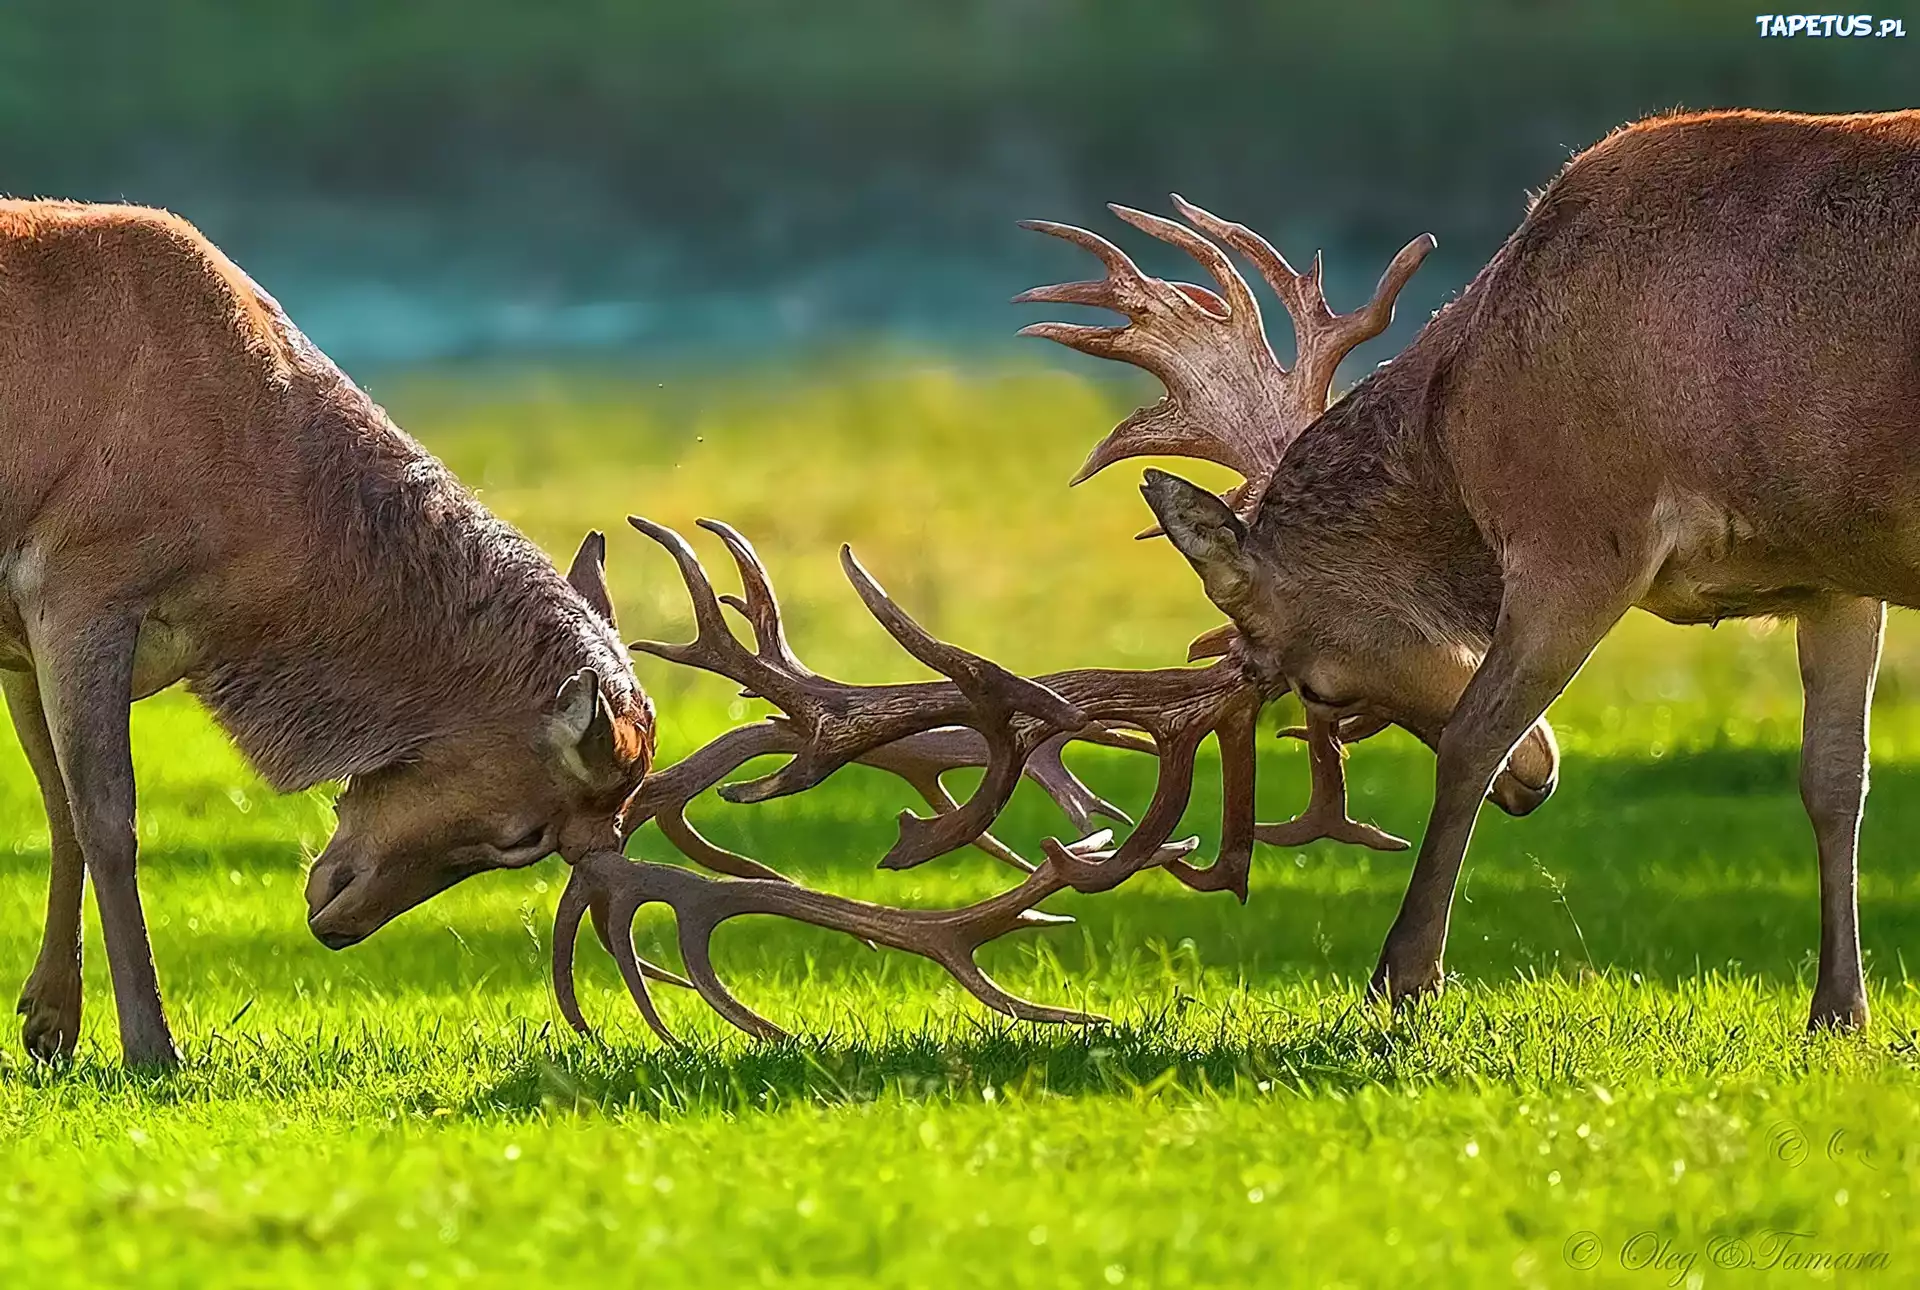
top-left (1018, 195), bottom-right (1433, 521)
top-left (620, 516), bottom-right (1146, 876)
top-left (554, 843), bottom-right (1122, 1044)
top-left (621, 519), bottom-right (1393, 897)
top-left (563, 520), bottom-right (1407, 1042)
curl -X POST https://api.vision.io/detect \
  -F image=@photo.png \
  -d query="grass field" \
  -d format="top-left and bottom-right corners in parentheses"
top-left (4, 359), bottom-right (1920, 1287)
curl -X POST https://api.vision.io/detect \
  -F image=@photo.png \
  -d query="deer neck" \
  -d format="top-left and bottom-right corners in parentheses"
top-left (188, 383), bottom-right (628, 792)
top-left (1260, 366), bottom-right (1505, 651)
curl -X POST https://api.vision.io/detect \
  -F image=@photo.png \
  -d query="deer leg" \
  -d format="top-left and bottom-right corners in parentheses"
top-left (26, 611), bottom-right (176, 1067)
top-left (1795, 595), bottom-right (1882, 1032)
top-left (2, 671), bottom-right (87, 1061)
top-left (1371, 587), bottom-right (1624, 1006)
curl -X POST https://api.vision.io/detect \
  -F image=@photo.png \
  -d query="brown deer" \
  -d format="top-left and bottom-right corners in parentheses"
top-left (542, 209), bottom-right (1560, 1040)
top-left (0, 200), bottom-right (664, 1066)
top-left (1034, 109), bottom-right (1920, 1031)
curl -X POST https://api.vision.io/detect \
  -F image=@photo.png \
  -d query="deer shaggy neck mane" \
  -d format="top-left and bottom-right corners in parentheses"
top-left (191, 366), bottom-right (631, 793)
top-left (1259, 310), bottom-right (1505, 651)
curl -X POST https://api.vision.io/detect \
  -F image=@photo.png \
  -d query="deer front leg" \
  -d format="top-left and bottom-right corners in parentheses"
top-left (26, 611), bottom-right (176, 1067)
top-left (2, 671), bottom-right (87, 1061)
top-left (1795, 595), bottom-right (1882, 1032)
top-left (1371, 586), bottom-right (1624, 1005)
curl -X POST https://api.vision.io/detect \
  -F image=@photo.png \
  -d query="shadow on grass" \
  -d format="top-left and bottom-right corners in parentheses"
top-left (466, 1013), bottom-right (1393, 1117)
top-left (8, 742), bottom-right (1920, 1048)
top-left (462, 981), bottom-right (1920, 1120)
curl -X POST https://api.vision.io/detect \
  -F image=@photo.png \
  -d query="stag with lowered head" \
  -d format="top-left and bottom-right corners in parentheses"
top-left (0, 201), bottom-right (654, 1065)
top-left (1040, 109), bottom-right (1920, 1031)
top-left (555, 200), bottom-right (1556, 1041)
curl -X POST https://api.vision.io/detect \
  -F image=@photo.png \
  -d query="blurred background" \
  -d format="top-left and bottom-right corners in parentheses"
top-left (3, 0), bottom-right (1911, 369)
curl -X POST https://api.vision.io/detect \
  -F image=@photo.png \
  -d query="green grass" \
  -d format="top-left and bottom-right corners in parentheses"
top-left (5, 358), bottom-right (1920, 1286)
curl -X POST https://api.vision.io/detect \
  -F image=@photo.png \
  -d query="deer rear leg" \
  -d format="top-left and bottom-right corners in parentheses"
top-left (25, 610), bottom-right (176, 1067)
top-left (2, 671), bottom-right (86, 1060)
top-left (1796, 595), bottom-right (1882, 1032)
top-left (1371, 583), bottom-right (1628, 1005)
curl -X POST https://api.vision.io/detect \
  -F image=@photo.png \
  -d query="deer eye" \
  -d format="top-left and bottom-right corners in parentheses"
top-left (1296, 681), bottom-right (1351, 710)
top-left (500, 825), bottom-right (548, 855)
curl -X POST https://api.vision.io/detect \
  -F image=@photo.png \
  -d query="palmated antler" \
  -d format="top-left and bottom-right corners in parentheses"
top-left (1018, 195), bottom-right (1433, 523)
top-left (553, 843), bottom-right (1119, 1043)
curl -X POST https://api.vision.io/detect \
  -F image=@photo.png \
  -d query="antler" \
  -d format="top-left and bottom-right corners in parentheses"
top-left (553, 844), bottom-right (1129, 1044)
top-left (560, 519), bottom-right (1414, 1042)
top-left (1018, 196), bottom-right (1433, 521)
top-left (620, 517), bottom-right (1147, 875)
top-left (623, 520), bottom-right (1406, 892)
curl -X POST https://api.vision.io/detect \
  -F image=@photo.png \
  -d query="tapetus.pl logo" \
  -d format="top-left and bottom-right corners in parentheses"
top-left (1755, 14), bottom-right (1906, 35)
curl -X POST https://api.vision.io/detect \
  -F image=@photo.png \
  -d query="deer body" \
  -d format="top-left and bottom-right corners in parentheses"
top-left (0, 201), bottom-right (653, 1064)
top-left (1139, 109), bottom-right (1920, 1029)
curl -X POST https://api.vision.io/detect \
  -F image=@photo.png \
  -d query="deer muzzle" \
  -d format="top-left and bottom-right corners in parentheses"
top-left (1488, 721), bottom-right (1559, 816)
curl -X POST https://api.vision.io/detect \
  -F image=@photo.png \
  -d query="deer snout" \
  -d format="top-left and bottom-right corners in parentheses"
top-left (1488, 720), bottom-right (1559, 816)
top-left (305, 853), bottom-right (367, 949)
top-left (1489, 765), bottom-right (1556, 816)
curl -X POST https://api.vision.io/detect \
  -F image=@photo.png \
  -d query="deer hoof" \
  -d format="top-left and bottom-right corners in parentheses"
top-left (1367, 951), bottom-right (1445, 1007)
top-left (17, 969), bottom-right (81, 1062)
top-left (1806, 992), bottom-right (1869, 1034)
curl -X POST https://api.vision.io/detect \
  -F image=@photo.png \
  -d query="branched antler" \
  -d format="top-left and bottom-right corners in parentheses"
top-left (554, 198), bottom-right (1441, 1043)
top-left (620, 517), bottom-right (1147, 875)
top-left (1018, 195), bottom-right (1433, 523)
top-left (620, 520), bottom-right (1397, 892)
top-left (563, 519), bottom-right (1410, 1041)
top-left (553, 844), bottom-right (1114, 1043)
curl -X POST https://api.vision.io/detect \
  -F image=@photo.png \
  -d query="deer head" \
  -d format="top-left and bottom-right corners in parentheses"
top-left (1141, 468), bottom-right (1558, 816)
top-left (303, 532), bottom-right (655, 947)
top-left (1019, 198), bottom-right (1558, 813)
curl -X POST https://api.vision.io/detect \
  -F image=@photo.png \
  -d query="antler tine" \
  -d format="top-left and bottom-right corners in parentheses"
top-left (1187, 622), bottom-right (1239, 661)
top-left (697, 518), bottom-right (807, 674)
top-left (654, 802), bottom-right (795, 882)
top-left (838, 546), bottom-right (1086, 730)
top-left (620, 721), bottom-right (799, 834)
top-left (1025, 730), bottom-right (1138, 832)
top-left (1159, 697), bottom-right (1259, 899)
top-left (1015, 218), bottom-right (1159, 297)
top-left (1257, 712), bottom-right (1409, 852)
top-left (1105, 202), bottom-right (1264, 340)
top-left (625, 516), bottom-right (779, 690)
top-left (553, 866), bottom-right (689, 1046)
top-left (860, 731), bottom-right (1038, 874)
top-left (556, 850), bottom-right (1111, 1042)
top-left (1170, 194), bottom-right (1435, 419)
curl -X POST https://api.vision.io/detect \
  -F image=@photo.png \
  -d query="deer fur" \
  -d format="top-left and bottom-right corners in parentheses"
top-left (0, 200), bottom-right (652, 1065)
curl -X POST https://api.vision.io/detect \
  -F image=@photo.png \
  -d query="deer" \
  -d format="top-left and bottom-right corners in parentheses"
top-left (539, 211), bottom-right (1560, 1041)
top-left (0, 200), bottom-right (676, 1067)
top-left (0, 197), bottom-right (1505, 1064)
top-left (1024, 108), bottom-right (1920, 1032)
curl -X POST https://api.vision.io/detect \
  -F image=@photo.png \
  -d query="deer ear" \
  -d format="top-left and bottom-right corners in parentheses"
top-left (1140, 469), bottom-right (1257, 615)
top-left (566, 531), bottom-right (616, 628)
top-left (550, 666), bottom-right (620, 786)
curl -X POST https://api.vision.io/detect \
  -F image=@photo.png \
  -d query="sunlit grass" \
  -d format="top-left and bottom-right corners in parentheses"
top-left (3, 358), bottom-right (1919, 1285)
